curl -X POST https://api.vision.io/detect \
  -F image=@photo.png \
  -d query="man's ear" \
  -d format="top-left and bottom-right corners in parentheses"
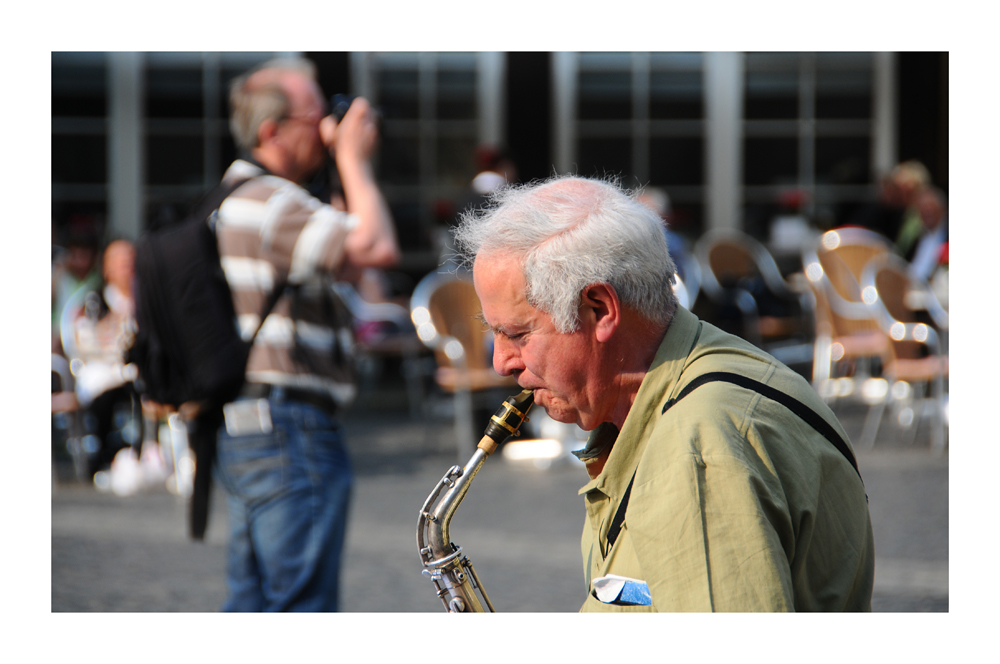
top-left (581, 283), bottom-right (620, 343)
top-left (256, 118), bottom-right (279, 148)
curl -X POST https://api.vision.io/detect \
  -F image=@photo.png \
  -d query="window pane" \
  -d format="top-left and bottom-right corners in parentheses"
top-left (378, 69), bottom-right (419, 120)
top-left (378, 136), bottom-right (419, 185)
top-left (744, 138), bottom-right (798, 185)
top-left (437, 69), bottom-right (476, 120)
top-left (389, 201), bottom-right (427, 250)
top-left (579, 71), bottom-right (632, 120)
top-left (578, 137), bottom-right (632, 179)
top-left (52, 135), bottom-right (106, 183)
top-left (147, 67), bottom-right (203, 118)
top-left (745, 53), bottom-right (799, 120)
top-left (816, 65), bottom-right (872, 119)
top-left (649, 52), bottom-right (703, 70)
top-left (650, 70), bottom-right (703, 119)
top-left (816, 93), bottom-right (871, 119)
top-left (816, 136), bottom-right (870, 184)
top-left (147, 135), bottom-right (204, 185)
top-left (52, 54), bottom-right (107, 117)
top-left (219, 135), bottom-right (238, 171)
top-left (745, 71), bottom-right (798, 119)
top-left (437, 137), bottom-right (477, 187)
top-left (650, 137), bottom-right (703, 185)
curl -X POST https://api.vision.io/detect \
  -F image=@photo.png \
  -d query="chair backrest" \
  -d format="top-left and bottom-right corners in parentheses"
top-left (867, 256), bottom-right (915, 324)
top-left (815, 227), bottom-right (891, 300)
top-left (860, 253), bottom-right (949, 361)
top-left (410, 271), bottom-right (493, 373)
top-left (696, 229), bottom-right (791, 301)
top-left (52, 353), bottom-right (74, 394)
top-left (331, 281), bottom-right (412, 328)
top-left (803, 228), bottom-right (892, 339)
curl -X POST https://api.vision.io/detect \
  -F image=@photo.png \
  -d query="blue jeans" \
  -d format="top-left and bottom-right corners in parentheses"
top-left (214, 393), bottom-right (352, 611)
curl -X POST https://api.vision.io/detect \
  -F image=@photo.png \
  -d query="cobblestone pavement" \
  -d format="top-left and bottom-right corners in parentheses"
top-left (51, 388), bottom-right (948, 612)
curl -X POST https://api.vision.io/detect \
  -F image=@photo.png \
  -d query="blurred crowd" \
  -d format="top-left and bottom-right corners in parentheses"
top-left (51, 216), bottom-right (148, 488)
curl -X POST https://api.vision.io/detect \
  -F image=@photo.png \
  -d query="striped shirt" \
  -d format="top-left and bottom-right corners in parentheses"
top-left (215, 159), bottom-right (359, 405)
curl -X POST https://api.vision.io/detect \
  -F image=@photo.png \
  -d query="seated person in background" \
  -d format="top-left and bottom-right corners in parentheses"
top-left (70, 239), bottom-right (140, 475)
top-left (456, 175), bottom-right (874, 611)
top-left (849, 160), bottom-right (930, 243)
top-left (52, 217), bottom-right (103, 355)
top-left (906, 187), bottom-right (948, 284)
top-left (637, 186), bottom-right (694, 283)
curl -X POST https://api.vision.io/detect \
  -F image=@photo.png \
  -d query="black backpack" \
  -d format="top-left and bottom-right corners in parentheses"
top-left (128, 178), bottom-right (253, 409)
top-left (128, 177), bottom-right (280, 540)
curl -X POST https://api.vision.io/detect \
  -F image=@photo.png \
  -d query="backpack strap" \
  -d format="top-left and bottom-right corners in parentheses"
top-left (197, 177), bottom-right (251, 231)
top-left (603, 371), bottom-right (864, 559)
top-left (204, 176), bottom-right (286, 348)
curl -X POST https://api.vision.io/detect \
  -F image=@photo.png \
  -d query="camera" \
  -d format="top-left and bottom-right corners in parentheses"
top-left (330, 94), bottom-right (357, 122)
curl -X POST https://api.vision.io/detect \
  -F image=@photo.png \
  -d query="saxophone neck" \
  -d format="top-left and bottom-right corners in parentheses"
top-left (424, 448), bottom-right (489, 556)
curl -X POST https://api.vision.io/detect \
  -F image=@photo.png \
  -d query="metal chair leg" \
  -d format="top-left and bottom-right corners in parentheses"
top-left (860, 395), bottom-right (888, 450)
top-left (901, 383), bottom-right (923, 447)
top-left (930, 372), bottom-right (946, 456)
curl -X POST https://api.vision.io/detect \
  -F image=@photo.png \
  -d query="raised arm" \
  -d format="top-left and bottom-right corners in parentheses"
top-left (321, 98), bottom-right (400, 269)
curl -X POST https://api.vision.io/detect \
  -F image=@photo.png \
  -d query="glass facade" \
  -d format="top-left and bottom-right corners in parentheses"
top-left (743, 52), bottom-right (877, 231)
top-left (52, 51), bottom-right (905, 265)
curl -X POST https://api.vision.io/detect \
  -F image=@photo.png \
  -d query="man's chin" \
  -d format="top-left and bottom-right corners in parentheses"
top-left (536, 399), bottom-right (579, 427)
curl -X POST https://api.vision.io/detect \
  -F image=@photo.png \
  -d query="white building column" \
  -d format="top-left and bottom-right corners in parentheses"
top-left (704, 52), bottom-right (744, 231)
top-left (108, 52), bottom-right (144, 240)
top-left (350, 52), bottom-right (374, 101)
top-left (872, 52), bottom-right (898, 178)
top-left (478, 52), bottom-right (506, 148)
top-left (552, 52), bottom-right (578, 174)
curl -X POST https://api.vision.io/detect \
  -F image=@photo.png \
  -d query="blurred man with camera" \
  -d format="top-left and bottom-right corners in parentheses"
top-left (212, 57), bottom-right (398, 611)
top-left (457, 175), bottom-right (874, 611)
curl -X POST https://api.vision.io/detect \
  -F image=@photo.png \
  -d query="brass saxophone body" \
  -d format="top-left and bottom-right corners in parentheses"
top-left (416, 389), bottom-right (534, 612)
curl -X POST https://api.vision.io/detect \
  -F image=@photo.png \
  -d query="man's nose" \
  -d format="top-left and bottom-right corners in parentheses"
top-left (491, 335), bottom-right (523, 377)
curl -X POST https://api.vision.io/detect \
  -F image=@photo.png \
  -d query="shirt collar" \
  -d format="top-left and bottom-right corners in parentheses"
top-left (223, 158), bottom-right (267, 182)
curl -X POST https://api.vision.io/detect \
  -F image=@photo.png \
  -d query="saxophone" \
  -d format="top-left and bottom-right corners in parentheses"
top-left (416, 389), bottom-right (534, 612)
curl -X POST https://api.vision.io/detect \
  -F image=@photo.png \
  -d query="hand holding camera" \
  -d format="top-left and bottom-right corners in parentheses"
top-left (320, 94), bottom-right (379, 166)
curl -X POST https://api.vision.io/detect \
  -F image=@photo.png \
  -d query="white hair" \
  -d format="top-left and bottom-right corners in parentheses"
top-left (454, 174), bottom-right (678, 333)
top-left (228, 57), bottom-right (318, 152)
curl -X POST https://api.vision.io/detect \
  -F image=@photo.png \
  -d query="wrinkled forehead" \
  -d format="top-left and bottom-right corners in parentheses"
top-left (473, 251), bottom-right (528, 308)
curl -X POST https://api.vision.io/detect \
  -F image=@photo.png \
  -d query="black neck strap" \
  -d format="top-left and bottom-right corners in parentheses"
top-left (603, 372), bottom-right (864, 559)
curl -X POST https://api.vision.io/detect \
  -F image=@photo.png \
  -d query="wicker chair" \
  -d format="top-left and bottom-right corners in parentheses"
top-left (858, 253), bottom-right (948, 454)
top-left (410, 271), bottom-right (517, 459)
top-left (696, 229), bottom-right (812, 365)
top-left (801, 227), bottom-right (894, 397)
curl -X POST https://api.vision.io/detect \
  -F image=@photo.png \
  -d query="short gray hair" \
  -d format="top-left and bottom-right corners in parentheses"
top-left (228, 57), bottom-right (318, 153)
top-left (454, 175), bottom-right (678, 333)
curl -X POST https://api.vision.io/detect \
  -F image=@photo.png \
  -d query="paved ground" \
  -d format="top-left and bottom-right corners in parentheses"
top-left (51, 382), bottom-right (948, 613)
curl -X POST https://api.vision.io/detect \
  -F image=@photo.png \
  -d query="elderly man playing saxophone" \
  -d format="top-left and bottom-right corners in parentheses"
top-left (454, 175), bottom-right (874, 612)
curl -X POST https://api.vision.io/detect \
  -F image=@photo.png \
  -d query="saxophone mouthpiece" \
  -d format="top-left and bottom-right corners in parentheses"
top-left (478, 389), bottom-right (535, 454)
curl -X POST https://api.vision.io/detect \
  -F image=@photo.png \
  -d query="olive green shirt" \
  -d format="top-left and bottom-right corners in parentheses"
top-left (579, 306), bottom-right (875, 612)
